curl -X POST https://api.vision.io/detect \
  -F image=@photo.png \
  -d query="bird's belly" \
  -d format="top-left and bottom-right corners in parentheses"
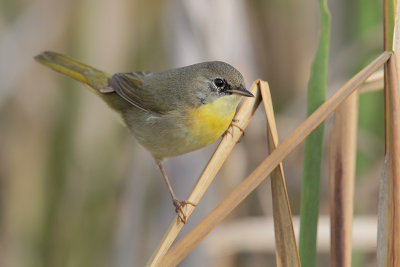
top-left (124, 96), bottom-right (238, 161)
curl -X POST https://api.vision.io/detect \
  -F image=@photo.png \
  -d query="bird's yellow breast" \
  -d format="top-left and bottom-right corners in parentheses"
top-left (187, 95), bottom-right (239, 146)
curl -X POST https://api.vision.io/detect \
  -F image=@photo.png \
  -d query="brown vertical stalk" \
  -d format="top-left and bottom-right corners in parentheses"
top-left (387, 55), bottom-right (400, 266)
top-left (378, 1), bottom-right (399, 265)
top-left (383, 0), bottom-right (394, 153)
top-left (260, 81), bottom-right (300, 267)
top-left (329, 92), bottom-right (358, 267)
top-left (377, 153), bottom-right (393, 267)
top-left (384, 63), bottom-right (390, 153)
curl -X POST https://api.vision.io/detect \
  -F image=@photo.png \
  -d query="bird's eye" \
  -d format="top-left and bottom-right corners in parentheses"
top-left (214, 78), bottom-right (225, 88)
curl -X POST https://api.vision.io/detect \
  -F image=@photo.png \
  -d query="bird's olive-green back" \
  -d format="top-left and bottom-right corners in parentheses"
top-left (35, 51), bottom-right (246, 116)
top-left (109, 61), bottom-right (245, 114)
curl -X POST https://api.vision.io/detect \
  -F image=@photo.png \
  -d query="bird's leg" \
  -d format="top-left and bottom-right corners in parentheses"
top-left (158, 163), bottom-right (196, 224)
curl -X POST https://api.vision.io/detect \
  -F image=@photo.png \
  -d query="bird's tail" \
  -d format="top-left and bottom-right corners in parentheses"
top-left (35, 51), bottom-right (129, 112)
top-left (34, 51), bottom-right (110, 97)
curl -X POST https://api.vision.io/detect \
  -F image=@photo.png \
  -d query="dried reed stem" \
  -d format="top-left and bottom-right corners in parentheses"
top-left (377, 152), bottom-right (392, 267)
top-left (159, 52), bottom-right (390, 266)
top-left (329, 92), bottom-right (358, 267)
top-left (391, 3), bottom-right (400, 263)
top-left (146, 81), bottom-right (262, 267)
top-left (260, 81), bottom-right (300, 267)
top-left (378, 4), bottom-right (400, 265)
top-left (387, 55), bottom-right (400, 266)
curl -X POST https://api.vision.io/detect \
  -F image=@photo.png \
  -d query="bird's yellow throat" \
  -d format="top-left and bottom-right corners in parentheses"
top-left (188, 95), bottom-right (239, 145)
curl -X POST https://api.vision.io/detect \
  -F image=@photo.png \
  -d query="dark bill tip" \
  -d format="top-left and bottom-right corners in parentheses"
top-left (228, 86), bottom-right (254, 97)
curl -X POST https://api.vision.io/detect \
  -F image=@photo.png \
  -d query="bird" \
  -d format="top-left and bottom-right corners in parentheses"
top-left (34, 51), bottom-right (253, 223)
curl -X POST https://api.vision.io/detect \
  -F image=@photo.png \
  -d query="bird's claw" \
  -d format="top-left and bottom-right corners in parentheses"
top-left (224, 119), bottom-right (245, 139)
top-left (172, 198), bottom-right (196, 224)
top-left (231, 119), bottom-right (245, 135)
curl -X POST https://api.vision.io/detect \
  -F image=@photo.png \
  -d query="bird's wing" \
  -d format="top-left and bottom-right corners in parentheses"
top-left (107, 72), bottom-right (167, 114)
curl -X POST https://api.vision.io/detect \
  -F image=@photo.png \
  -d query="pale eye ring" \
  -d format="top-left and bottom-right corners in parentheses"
top-left (214, 78), bottom-right (225, 88)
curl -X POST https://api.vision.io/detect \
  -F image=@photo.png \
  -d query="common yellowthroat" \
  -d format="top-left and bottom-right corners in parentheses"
top-left (35, 51), bottom-right (253, 223)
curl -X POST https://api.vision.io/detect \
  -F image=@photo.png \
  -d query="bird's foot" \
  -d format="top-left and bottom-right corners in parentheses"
top-left (224, 119), bottom-right (245, 139)
top-left (231, 119), bottom-right (245, 135)
top-left (172, 198), bottom-right (196, 224)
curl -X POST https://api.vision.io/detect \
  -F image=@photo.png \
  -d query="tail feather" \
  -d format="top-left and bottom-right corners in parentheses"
top-left (35, 51), bottom-right (129, 112)
top-left (34, 51), bottom-right (110, 95)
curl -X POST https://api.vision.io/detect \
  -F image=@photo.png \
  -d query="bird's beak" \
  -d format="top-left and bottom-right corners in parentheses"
top-left (227, 86), bottom-right (254, 97)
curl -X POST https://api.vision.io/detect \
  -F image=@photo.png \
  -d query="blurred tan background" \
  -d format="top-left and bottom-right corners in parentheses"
top-left (0, 0), bottom-right (384, 266)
